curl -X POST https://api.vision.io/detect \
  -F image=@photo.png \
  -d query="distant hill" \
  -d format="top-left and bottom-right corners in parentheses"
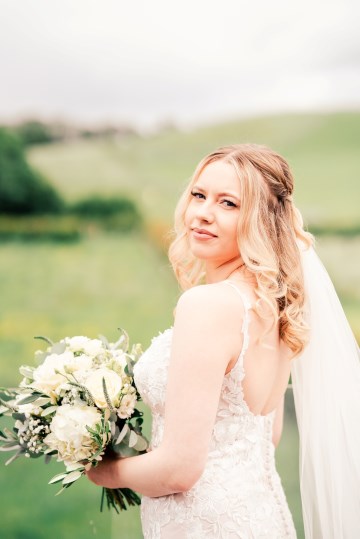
top-left (27, 111), bottom-right (360, 227)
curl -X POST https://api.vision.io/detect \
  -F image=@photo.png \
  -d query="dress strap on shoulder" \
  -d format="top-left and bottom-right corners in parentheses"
top-left (222, 280), bottom-right (252, 310)
top-left (222, 280), bottom-right (251, 361)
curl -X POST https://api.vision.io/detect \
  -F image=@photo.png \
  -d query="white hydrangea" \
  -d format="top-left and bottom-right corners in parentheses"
top-left (44, 404), bottom-right (102, 466)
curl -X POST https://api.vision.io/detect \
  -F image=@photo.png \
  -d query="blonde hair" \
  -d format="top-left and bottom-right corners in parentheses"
top-left (168, 143), bottom-right (313, 356)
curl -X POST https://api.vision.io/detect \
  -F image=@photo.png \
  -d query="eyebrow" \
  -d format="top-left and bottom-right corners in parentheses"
top-left (192, 184), bottom-right (240, 200)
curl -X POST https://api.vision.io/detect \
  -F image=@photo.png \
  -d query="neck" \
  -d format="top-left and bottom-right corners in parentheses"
top-left (205, 257), bottom-right (245, 284)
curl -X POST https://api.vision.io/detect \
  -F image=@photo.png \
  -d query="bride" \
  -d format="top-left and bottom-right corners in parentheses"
top-left (88, 144), bottom-right (360, 538)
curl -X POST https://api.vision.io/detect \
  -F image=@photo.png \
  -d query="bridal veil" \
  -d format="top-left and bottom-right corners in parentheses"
top-left (291, 245), bottom-right (360, 538)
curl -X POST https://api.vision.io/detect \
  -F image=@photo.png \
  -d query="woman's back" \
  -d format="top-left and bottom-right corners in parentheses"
top-left (134, 281), bottom-right (296, 539)
top-left (221, 279), bottom-right (292, 417)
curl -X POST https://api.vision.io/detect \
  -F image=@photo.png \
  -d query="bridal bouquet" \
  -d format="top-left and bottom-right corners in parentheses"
top-left (0, 330), bottom-right (148, 512)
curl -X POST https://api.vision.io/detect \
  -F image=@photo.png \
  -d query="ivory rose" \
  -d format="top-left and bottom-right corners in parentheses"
top-left (32, 352), bottom-right (73, 396)
top-left (84, 368), bottom-right (123, 408)
top-left (65, 336), bottom-right (104, 358)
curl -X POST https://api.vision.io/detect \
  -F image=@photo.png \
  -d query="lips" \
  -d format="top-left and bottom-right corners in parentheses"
top-left (191, 228), bottom-right (217, 239)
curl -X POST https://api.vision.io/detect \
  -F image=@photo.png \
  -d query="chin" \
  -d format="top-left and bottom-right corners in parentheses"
top-left (189, 245), bottom-right (215, 260)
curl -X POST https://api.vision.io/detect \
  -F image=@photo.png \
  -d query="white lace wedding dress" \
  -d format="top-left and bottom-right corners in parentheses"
top-left (134, 282), bottom-right (296, 538)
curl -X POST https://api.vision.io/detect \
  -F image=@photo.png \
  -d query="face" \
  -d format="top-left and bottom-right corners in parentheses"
top-left (184, 160), bottom-right (241, 266)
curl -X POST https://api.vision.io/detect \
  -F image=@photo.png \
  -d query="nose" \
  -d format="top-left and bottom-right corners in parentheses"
top-left (194, 199), bottom-right (215, 223)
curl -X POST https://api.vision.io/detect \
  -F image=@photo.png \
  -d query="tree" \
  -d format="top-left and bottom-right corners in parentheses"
top-left (0, 128), bottom-right (64, 215)
top-left (14, 120), bottom-right (55, 146)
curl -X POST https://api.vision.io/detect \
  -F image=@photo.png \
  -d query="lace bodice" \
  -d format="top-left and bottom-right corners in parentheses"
top-left (134, 283), bottom-right (296, 538)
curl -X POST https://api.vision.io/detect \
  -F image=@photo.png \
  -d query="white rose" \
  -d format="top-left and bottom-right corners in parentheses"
top-left (82, 339), bottom-right (104, 357)
top-left (32, 352), bottom-right (73, 396)
top-left (65, 336), bottom-right (90, 351)
top-left (65, 336), bottom-right (104, 358)
top-left (66, 353), bottom-right (93, 374)
top-left (44, 404), bottom-right (102, 465)
top-left (84, 368), bottom-right (123, 408)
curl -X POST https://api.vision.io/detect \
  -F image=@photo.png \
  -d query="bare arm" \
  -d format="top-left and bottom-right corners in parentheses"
top-left (87, 285), bottom-right (243, 497)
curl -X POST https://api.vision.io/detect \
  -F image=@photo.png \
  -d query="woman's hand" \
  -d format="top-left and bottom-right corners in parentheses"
top-left (86, 455), bottom-right (121, 489)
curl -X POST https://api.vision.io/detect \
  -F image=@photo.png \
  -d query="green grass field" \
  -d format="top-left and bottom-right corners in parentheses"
top-left (28, 111), bottom-right (360, 225)
top-left (0, 234), bottom-right (176, 539)
top-left (1, 112), bottom-right (359, 538)
top-left (1, 233), bottom-right (359, 538)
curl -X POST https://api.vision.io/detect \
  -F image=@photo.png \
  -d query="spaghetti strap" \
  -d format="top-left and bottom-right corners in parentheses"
top-left (222, 280), bottom-right (252, 310)
top-left (222, 280), bottom-right (251, 363)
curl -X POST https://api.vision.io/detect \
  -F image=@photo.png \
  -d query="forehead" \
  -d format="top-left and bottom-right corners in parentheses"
top-left (196, 160), bottom-right (240, 193)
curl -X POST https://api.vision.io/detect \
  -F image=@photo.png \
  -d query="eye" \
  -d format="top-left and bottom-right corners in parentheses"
top-left (190, 190), bottom-right (205, 200)
top-left (221, 199), bottom-right (238, 208)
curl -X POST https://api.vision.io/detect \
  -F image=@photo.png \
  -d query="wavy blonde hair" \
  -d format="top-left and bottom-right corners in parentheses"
top-left (168, 143), bottom-right (313, 356)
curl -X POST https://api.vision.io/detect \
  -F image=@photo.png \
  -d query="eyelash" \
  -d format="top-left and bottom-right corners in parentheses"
top-left (190, 191), bottom-right (238, 208)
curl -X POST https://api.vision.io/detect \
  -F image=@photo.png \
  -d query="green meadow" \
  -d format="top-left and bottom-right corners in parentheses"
top-left (1, 112), bottom-right (360, 538)
top-left (28, 111), bottom-right (360, 225)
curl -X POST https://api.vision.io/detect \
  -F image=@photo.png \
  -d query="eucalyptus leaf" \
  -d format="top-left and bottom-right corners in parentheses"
top-left (98, 334), bottom-right (110, 349)
top-left (110, 422), bottom-right (117, 438)
top-left (0, 392), bottom-right (15, 402)
top-left (0, 442), bottom-right (21, 451)
top-left (49, 342), bottom-right (67, 355)
top-left (133, 436), bottom-right (148, 452)
top-left (49, 472), bottom-right (68, 484)
top-left (113, 444), bottom-right (139, 458)
top-left (114, 424), bottom-right (129, 445)
top-left (129, 430), bottom-right (138, 448)
top-left (55, 486), bottom-right (67, 496)
top-left (41, 406), bottom-right (58, 417)
top-left (44, 448), bottom-right (57, 455)
top-left (3, 427), bottom-right (17, 440)
top-left (62, 470), bottom-right (83, 484)
top-left (5, 450), bottom-right (23, 466)
top-left (113, 330), bottom-right (127, 351)
top-left (125, 355), bottom-right (134, 377)
top-left (33, 397), bottom-right (51, 406)
top-left (12, 412), bottom-right (26, 421)
top-left (34, 335), bottom-right (54, 346)
top-left (16, 393), bottom-right (42, 405)
top-left (19, 366), bottom-right (35, 379)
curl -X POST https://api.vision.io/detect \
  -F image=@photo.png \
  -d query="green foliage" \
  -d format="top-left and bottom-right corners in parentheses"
top-left (71, 195), bottom-right (138, 218)
top-left (0, 216), bottom-right (80, 242)
top-left (27, 111), bottom-right (360, 227)
top-left (70, 195), bottom-right (142, 232)
top-left (13, 120), bottom-right (56, 146)
top-left (309, 223), bottom-right (360, 237)
top-left (0, 128), bottom-right (64, 215)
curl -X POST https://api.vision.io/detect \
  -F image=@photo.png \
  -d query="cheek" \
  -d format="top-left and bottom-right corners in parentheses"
top-left (184, 202), bottom-right (194, 228)
top-left (225, 216), bottom-right (240, 246)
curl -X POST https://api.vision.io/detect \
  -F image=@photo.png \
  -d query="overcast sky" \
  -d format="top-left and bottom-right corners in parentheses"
top-left (1, 0), bottom-right (359, 130)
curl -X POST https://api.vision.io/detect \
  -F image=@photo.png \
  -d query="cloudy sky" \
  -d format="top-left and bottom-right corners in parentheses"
top-left (1, 0), bottom-right (359, 130)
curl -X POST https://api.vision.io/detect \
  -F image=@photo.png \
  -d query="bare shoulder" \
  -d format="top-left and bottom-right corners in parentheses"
top-left (175, 282), bottom-right (246, 327)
